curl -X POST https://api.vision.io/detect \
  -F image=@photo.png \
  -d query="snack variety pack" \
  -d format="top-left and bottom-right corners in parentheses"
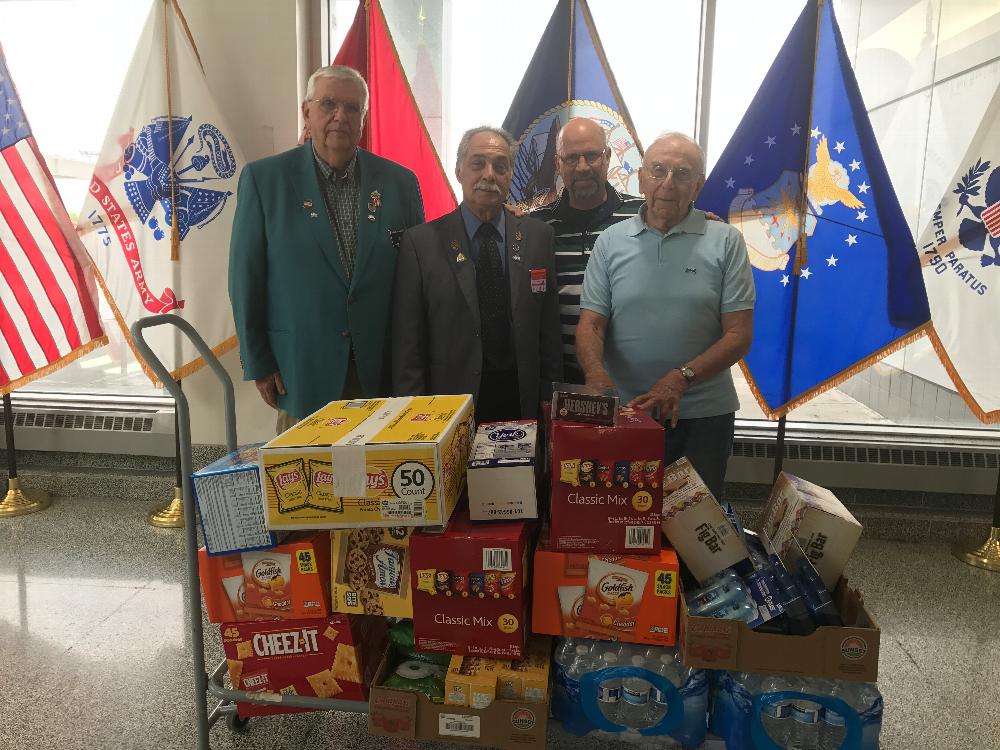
top-left (466, 420), bottom-right (539, 520)
top-left (330, 526), bottom-right (413, 617)
top-left (260, 396), bottom-right (475, 530)
top-left (198, 531), bottom-right (331, 623)
top-left (220, 614), bottom-right (387, 717)
top-left (410, 511), bottom-right (533, 658)
top-left (192, 443), bottom-right (274, 554)
top-left (549, 408), bottom-right (664, 554)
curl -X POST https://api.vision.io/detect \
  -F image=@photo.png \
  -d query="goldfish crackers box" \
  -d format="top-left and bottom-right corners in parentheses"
top-left (531, 537), bottom-right (680, 646)
top-left (410, 510), bottom-right (533, 659)
top-left (549, 408), bottom-right (664, 554)
top-left (260, 396), bottom-right (475, 530)
top-left (221, 613), bottom-right (387, 717)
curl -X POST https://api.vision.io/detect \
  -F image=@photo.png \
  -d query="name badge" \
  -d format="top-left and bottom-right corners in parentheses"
top-left (530, 268), bottom-right (546, 293)
top-left (389, 229), bottom-right (404, 250)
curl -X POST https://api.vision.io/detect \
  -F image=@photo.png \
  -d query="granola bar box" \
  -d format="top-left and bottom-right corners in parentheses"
top-left (549, 408), bottom-right (664, 554)
top-left (260, 396), bottom-right (475, 530)
top-left (221, 613), bottom-right (387, 717)
top-left (331, 526), bottom-right (413, 617)
top-left (409, 510), bottom-right (533, 659)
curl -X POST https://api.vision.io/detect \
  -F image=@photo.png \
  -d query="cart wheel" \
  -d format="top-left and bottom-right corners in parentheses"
top-left (226, 713), bottom-right (250, 733)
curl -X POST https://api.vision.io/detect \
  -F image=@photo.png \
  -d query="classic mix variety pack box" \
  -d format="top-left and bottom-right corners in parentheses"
top-left (760, 472), bottom-right (863, 589)
top-left (260, 396), bottom-right (474, 530)
top-left (330, 526), bottom-right (413, 617)
top-left (221, 613), bottom-right (387, 717)
top-left (410, 511), bottom-right (533, 658)
top-left (466, 420), bottom-right (538, 520)
top-left (661, 457), bottom-right (750, 584)
top-left (549, 407), bottom-right (664, 553)
top-left (198, 531), bottom-right (331, 623)
top-left (531, 538), bottom-right (680, 646)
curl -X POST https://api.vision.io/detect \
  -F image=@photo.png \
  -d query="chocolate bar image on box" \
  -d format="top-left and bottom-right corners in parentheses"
top-left (551, 383), bottom-right (619, 426)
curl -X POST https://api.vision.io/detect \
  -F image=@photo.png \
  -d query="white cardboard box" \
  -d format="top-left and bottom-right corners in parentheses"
top-left (761, 472), bottom-right (863, 590)
top-left (661, 457), bottom-right (749, 584)
top-left (467, 421), bottom-right (538, 520)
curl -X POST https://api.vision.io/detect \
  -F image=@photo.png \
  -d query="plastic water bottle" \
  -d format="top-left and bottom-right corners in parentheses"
top-left (555, 638), bottom-right (578, 671)
top-left (595, 651), bottom-right (622, 719)
top-left (620, 655), bottom-right (652, 729)
top-left (688, 580), bottom-right (747, 616)
top-left (818, 682), bottom-right (847, 750)
top-left (760, 675), bottom-right (795, 747)
top-left (566, 644), bottom-right (593, 682)
top-left (788, 678), bottom-right (821, 749)
top-left (647, 651), bottom-right (684, 726)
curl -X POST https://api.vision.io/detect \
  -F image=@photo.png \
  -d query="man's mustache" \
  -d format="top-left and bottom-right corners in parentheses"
top-left (474, 180), bottom-right (501, 194)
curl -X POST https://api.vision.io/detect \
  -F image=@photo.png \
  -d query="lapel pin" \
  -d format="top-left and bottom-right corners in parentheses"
top-left (515, 229), bottom-right (523, 242)
top-left (369, 190), bottom-right (382, 212)
top-left (303, 200), bottom-right (313, 209)
top-left (512, 253), bottom-right (522, 263)
top-left (309, 211), bottom-right (319, 218)
top-left (456, 252), bottom-right (467, 263)
top-left (368, 214), bottom-right (376, 222)
top-left (450, 239), bottom-right (461, 251)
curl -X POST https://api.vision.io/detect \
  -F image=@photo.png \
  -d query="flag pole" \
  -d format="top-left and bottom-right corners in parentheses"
top-left (953, 470), bottom-right (1000, 572)
top-left (0, 393), bottom-right (51, 518)
top-left (149, 382), bottom-right (185, 527)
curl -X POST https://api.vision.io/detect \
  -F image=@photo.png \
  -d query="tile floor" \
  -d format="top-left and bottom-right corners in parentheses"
top-left (2, 496), bottom-right (998, 750)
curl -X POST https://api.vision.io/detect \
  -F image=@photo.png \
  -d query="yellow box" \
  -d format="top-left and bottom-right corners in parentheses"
top-left (444, 655), bottom-right (501, 709)
top-left (261, 396), bottom-right (475, 530)
top-left (331, 527), bottom-right (413, 617)
top-left (498, 637), bottom-right (551, 703)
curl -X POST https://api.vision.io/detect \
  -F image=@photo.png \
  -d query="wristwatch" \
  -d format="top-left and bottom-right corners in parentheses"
top-left (677, 366), bottom-right (696, 383)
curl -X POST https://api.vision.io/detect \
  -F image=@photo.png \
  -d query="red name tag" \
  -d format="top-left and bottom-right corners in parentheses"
top-left (530, 269), bottom-right (546, 293)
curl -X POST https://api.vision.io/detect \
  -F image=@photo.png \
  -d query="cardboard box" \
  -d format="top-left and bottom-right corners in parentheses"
top-left (549, 408), bottom-right (664, 554)
top-left (445, 655), bottom-right (501, 708)
top-left (551, 383), bottom-right (619, 426)
top-left (220, 613), bottom-right (387, 717)
top-left (678, 578), bottom-right (881, 682)
top-left (444, 637), bottom-right (552, 707)
top-left (467, 420), bottom-right (538, 520)
top-left (369, 650), bottom-right (550, 750)
top-left (661, 458), bottom-right (750, 583)
top-left (410, 511), bottom-right (533, 658)
top-left (531, 540), bottom-right (680, 645)
top-left (260, 396), bottom-right (475, 530)
top-left (198, 531), bottom-right (331, 623)
top-left (330, 526), bottom-right (412, 617)
top-left (761, 472), bottom-right (863, 590)
top-left (193, 443), bottom-right (275, 554)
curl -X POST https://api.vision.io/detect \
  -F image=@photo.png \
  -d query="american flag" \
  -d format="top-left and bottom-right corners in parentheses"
top-left (984, 199), bottom-right (1000, 238)
top-left (0, 47), bottom-right (104, 394)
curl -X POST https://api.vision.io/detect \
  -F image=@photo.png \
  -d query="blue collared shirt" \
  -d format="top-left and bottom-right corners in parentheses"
top-left (580, 206), bottom-right (756, 418)
top-left (460, 203), bottom-right (507, 274)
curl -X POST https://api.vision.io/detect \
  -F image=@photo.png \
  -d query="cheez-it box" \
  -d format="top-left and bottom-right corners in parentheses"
top-left (549, 408), bottom-right (664, 554)
top-left (410, 511), bottom-right (533, 659)
top-left (221, 613), bottom-right (386, 717)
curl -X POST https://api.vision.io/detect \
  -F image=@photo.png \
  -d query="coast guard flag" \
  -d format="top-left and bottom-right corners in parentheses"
top-left (918, 82), bottom-right (1000, 423)
top-left (78, 0), bottom-right (243, 382)
top-left (0, 46), bottom-right (105, 395)
top-left (502, 0), bottom-right (642, 209)
top-left (698, 0), bottom-right (930, 418)
top-left (334, 0), bottom-right (456, 221)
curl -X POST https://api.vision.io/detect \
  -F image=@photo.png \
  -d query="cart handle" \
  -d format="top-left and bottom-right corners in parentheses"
top-left (130, 314), bottom-right (237, 453)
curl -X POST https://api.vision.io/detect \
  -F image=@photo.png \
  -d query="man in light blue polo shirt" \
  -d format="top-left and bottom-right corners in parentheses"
top-left (577, 132), bottom-right (755, 501)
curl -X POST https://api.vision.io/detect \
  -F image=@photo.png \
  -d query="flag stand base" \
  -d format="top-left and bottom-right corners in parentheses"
top-left (0, 477), bottom-right (51, 518)
top-left (149, 486), bottom-right (184, 528)
top-left (953, 527), bottom-right (1000, 572)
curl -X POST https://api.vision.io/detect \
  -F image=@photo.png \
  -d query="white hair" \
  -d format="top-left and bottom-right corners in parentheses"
top-left (456, 126), bottom-right (515, 167)
top-left (304, 65), bottom-right (369, 117)
top-left (646, 131), bottom-right (706, 174)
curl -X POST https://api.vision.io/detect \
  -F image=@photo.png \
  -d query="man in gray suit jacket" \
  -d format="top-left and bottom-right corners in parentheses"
top-left (392, 126), bottom-right (562, 422)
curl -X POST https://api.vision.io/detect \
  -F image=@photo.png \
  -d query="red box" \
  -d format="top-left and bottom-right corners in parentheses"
top-left (410, 510), bottom-right (533, 658)
top-left (531, 538), bottom-right (680, 646)
top-left (198, 530), bottom-right (331, 623)
top-left (220, 614), bottom-right (386, 717)
top-left (549, 408), bottom-right (664, 553)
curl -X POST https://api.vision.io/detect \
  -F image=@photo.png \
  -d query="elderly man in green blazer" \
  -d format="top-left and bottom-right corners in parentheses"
top-left (229, 65), bottom-right (424, 431)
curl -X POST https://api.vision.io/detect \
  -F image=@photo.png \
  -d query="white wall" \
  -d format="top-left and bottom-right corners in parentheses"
top-left (176, 0), bottom-right (300, 446)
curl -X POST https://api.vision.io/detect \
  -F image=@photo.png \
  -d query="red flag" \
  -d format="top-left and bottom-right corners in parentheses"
top-left (334, 0), bottom-right (456, 221)
top-left (0, 46), bottom-right (105, 395)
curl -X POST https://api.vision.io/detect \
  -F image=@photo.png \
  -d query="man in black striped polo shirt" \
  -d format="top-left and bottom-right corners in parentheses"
top-left (530, 117), bottom-right (644, 384)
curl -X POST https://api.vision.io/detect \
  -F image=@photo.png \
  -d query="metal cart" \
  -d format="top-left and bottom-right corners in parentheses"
top-left (132, 315), bottom-right (369, 750)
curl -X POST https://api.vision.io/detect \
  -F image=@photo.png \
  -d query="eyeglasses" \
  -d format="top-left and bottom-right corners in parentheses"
top-left (644, 164), bottom-right (700, 183)
top-left (311, 97), bottom-right (363, 116)
top-left (557, 151), bottom-right (605, 166)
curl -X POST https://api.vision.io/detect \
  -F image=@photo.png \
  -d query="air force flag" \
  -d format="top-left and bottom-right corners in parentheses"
top-left (698, 0), bottom-right (930, 418)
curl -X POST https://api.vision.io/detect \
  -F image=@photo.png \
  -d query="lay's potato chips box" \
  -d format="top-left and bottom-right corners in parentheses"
top-left (260, 396), bottom-right (475, 530)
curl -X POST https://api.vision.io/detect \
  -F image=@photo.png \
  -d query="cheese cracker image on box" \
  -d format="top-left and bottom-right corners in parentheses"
top-left (260, 396), bottom-right (475, 530)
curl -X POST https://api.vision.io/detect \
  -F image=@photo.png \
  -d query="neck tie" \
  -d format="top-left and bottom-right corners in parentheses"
top-left (475, 223), bottom-right (511, 370)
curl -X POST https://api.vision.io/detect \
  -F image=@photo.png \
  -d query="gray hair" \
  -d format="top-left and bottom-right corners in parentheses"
top-left (646, 131), bottom-right (706, 174)
top-left (305, 65), bottom-right (369, 117)
top-left (456, 126), bottom-right (515, 167)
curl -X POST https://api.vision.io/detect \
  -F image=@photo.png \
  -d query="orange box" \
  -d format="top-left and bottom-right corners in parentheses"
top-left (199, 530), bottom-right (331, 623)
top-left (531, 538), bottom-right (679, 646)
